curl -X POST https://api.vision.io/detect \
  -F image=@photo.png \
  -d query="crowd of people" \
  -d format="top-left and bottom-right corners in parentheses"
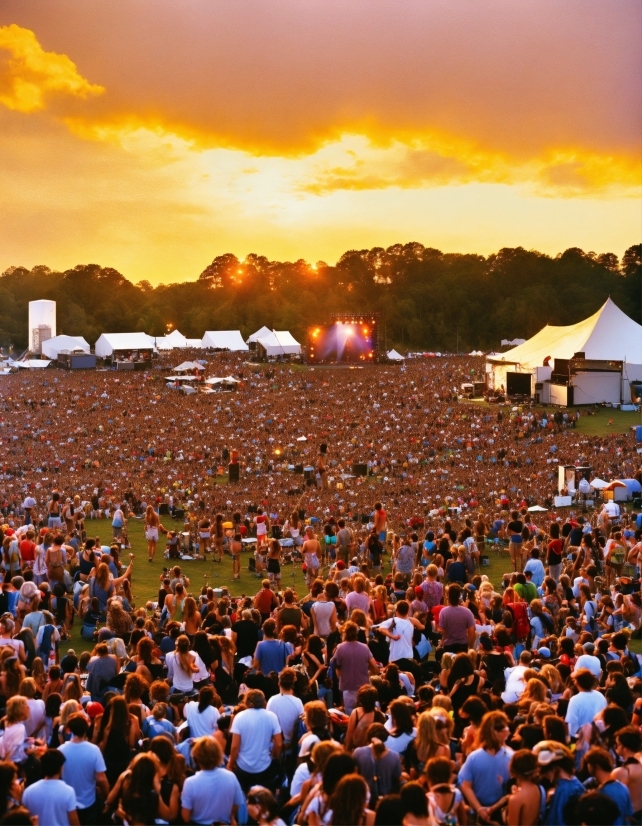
top-left (0, 356), bottom-right (641, 826)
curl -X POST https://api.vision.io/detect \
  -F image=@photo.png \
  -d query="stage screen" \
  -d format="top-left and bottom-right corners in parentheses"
top-left (308, 321), bottom-right (377, 363)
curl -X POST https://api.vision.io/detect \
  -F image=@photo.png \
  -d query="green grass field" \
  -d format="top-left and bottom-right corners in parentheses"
top-left (573, 407), bottom-right (641, 437)
top-left (66, 520), bottom-right (515, 656)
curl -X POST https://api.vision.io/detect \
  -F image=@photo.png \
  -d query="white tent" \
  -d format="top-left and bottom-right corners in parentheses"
top-left (256, 330), bottom-right (301, 356)
top-left (387, 349), bottom-right (405, 361)
top-left (41, 335), bottom-right (90, 360)
top-left (201, 331), bottom-right (248, 351)
top-left (247, 326), bottom-right (272, 344)
top-left (185, 339), bottom-right (203, 349)
top-left (205, 376), bottom-right (241, 385)
top-left (95, 333), bottom-right (155, 358)
top-left (155, 329), bottom-right (188, 350)
top-left (589, 477), bottom-right (609, 490)
top-left (174, 361), bottom-right (203, 372)
top-left (11, 359), bottom-right (51, 369)
top-left (487, 299), bottom-right (642, 404)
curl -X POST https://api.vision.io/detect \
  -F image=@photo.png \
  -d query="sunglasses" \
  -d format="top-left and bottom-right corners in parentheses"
top-left (247, 795), bottom-right (261, 805)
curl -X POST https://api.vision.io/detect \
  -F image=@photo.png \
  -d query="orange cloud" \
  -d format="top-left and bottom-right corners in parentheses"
top-left (0, 23), bottom-right (103, 113)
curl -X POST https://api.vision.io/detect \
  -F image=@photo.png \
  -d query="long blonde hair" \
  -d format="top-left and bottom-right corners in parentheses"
top-left (414, 711), bottom-right (449, 763)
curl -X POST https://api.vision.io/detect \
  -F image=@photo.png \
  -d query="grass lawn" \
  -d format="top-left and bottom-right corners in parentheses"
top-left (66, 520), bottom-right (514, 656)
top-left (573, 407), bottom-right (641, 437)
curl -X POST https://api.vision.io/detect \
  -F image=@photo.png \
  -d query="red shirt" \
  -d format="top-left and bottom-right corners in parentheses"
top-left (19, 540), bottom-right (36, 563)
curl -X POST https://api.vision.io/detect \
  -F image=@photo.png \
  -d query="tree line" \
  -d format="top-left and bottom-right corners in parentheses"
top-left (0, 243), bottom-right (640, 353)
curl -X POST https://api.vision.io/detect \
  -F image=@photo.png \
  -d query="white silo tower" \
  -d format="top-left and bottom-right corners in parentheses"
top-left (28, 300), bottom-right (56, 354)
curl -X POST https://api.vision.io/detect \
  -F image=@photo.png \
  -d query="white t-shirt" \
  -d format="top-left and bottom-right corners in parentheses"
top-left (378, 616), bottom-right (414, 661)
top-left (25, 698), bottom-right (46, 737)
top-left (166, 650), bottom-right (207, 692)
top-left (565, 690), bottom-right (607, 738)
top-left (23, 779), bottom-right (77, 826)
top-left (230, 707), bottom-right (281, 773)
top-left (59, 739), bottom-right (107, 808)
top-left (501, 665), bottom-right (528, 703)
top-left (266, 693), bottom-right (304, 744)
top-left (184, 701), bottom-right (220, 738)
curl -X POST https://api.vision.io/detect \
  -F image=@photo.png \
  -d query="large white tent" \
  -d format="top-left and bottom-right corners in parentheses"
top-left (155, 329), bottom-right (187, 350)
top-left (256, 330), bottom-right (301, 356)
top-left (41, 335), bottom-right (90, 360)
top-left (247, 326), bottom-right (272, 344)
top-left (487, 299), bottom-right (642, 405)
top-left (387, 349), bottom-right (405, 361)
top-left (95, 333), bottom-right (155, 358)
top-left (201, 331), bottom-right (248, 351)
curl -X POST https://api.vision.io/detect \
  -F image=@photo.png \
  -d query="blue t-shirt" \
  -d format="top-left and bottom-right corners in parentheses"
top-left (458, 747), bottom-right (514, 807)
top-left (597, 780), bottom-right (633, 826)
top-left (545, 776), bottom-right (585, 826)
top-left (254, 639), bottom-right (293, 674)
top-left (59, 739), bottom-right (107, 809)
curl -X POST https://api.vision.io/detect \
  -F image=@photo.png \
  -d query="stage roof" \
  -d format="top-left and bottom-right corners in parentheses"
top-left (201, 330), bottom-right (249, 351)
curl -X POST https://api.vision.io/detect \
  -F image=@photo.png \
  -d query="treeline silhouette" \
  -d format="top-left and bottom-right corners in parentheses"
top-left (1, 243), bottom-right (640, 352)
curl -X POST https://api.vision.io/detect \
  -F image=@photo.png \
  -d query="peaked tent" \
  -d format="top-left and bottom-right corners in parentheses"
top-left (487, 299), bottom-right (642, 403)
top-left (41, 335), bottom-right (90, 360)
top-left (256, 330), bottom-right (301, 356)
top-left (247, 326), bottom-right (272, 344)
top-left (201, 331), bottom-right (248, 351)
top-left (387, 349), bottom-right (405, 361)
top-left (95, 333), bottom-right (156, 358)
top-left (155, 329), bottom-right (188, 350)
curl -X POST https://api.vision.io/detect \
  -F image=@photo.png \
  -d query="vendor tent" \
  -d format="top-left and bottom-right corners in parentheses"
top-left (11, 359), bottom-right (51, 369)
top-left (387, 349), bottom-right (405, 361)
top-left (247, 326), bottom-right (272, 344)
top-left (41, 335), bottom-right (90, 360)
top-left (487, 299), bottom-right (642, 404)
top-left (95, 333), bottom-right (155, 357)
top-left (174, 362), bottom-right (203, 372)
top-left (256, 330), bottom-right (301, 356)
top-left (589, 477), bottom-right (609, 490)
top-left (201, 331), bottom-right (248, 351)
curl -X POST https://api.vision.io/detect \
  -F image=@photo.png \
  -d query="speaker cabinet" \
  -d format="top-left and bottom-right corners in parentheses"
top-left (159, 504), bottom-right (169, 516)
top-left (352, 463), bottom-right (368, 477)
top-left (228, 463), bottom-right (240, 482)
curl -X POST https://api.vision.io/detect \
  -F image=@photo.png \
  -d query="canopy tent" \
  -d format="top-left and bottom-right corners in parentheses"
top-left (155, 329), bottom-right (188, 350)
top-left (185, 339), bottom-right (203, 349)
top-left (387, 349), bottom-right (405, 361)
top-left (41, 335), bottom-right (90, 360)
top-left (247, 326), bottom-right (272, 344)
top-left (589, 477), bottom-right (609, 490)
top-left (256, 330), bottom-right (301, 356)
top-left (95, 332), bottom-right (155, 358)
top-left (173, 362), bottom-right (203, 372)
top-left (205, 375), bottom-right (241, 385)
top-left (527, 505), bottom-right (548, 512)
top-left (201, 330), bottom-right (248, 351)
top-left (487, 299), bottom-right (642, 404)
top-left (165, 375), bottom-right (199, 381)
top-left (605, 478), bottom-right (642, 493)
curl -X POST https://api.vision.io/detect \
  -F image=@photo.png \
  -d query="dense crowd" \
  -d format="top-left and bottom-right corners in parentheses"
top-left (0, 357), bottom-right (641, 826)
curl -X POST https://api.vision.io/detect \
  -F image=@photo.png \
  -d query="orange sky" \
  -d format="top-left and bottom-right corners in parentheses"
top-left (0, 1), bottom-right (640, 284)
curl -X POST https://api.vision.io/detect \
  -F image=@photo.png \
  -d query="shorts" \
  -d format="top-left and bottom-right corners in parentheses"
top-left (199, 532), bottom-right (210, 539)
top-left (145, 527), bottom-right (159, 541)
top-left (378, 531), bottom-right (387, 542)
top-left (267, 559), bottom-right (281, 575)
top-left (48, 516), bottom-right (62, 529)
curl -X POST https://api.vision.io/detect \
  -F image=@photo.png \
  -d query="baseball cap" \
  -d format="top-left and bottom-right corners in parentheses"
top-left (336, 560), bottom-right (345, 569)
top-left (537, 647), bottom-right (551, 658)
top-left (414, 586), bottom-right (424, 597)
top-left (533, 740), bottom-right (573, 765)
top-left (583, 641), bottom-right (595, 653)
top-left (86, 702), bottom-right (104, 719)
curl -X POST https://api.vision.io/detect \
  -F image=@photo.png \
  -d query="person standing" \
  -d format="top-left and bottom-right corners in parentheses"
top-left (59, 713), bottom-right (109, 826)
top-left (333, 621), bottom-right (379, 714)
top-left (181, 737), bottom-right (245, 826)
top-left (374, 502), bottom-right (388, 544)
top-left (459, 711), bottom-right (514, 822)
top-left (438, 584), bottom-right (476, 655)
top-left (22, 749), bottom-right (79, 826)
top-left (144, 505), bottom-right (162, 563)
top-left (22, 492), bottom-right (37, 526)
top-left (336, 519), bottom-right (354, 564)
top-left (228, 689), bottom-right (282, 792)
top-left (507, 510), bottom-right (525, 573)
top-left (310, 583), bottom-right (337, 638)
top-left (375, 600), bottom-right (424, 678)
top-left (266, 668), bottom-right (304, 750)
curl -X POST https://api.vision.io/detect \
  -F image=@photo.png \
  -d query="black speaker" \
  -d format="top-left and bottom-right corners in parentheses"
top-left (222, 448), bottom-right (230, 462)
top-left (173, 508), bottom-right (185, 520)
top-left (271, 525), bottom-right (282, 540)
top-left (305, 478), bottom-right (314, 487)
top-left (352, 463), bottom-right (368, 477)
top-left (361, 514), bottom-right (370, 524)
top-left (159, 504), bottom-right (169, 516)
top-left (304, 468), bottom-right (315, 481)
top-left (228, 463), bottom-right (240, 482)
top-left (294, 464), bottom-right (304, 474)
top-left (298, 509), bottom-right (306, 520)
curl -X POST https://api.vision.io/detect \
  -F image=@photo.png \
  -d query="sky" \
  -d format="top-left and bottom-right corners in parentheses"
top-left (0, 0), bottom-right (640, 285)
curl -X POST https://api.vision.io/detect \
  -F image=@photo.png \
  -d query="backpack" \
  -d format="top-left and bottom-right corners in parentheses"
top-left (37, 624), bottom-right (55, 662)
top-left (540, 611), bottom-right (554, 633)
top-left (510, 603), bottom-right (530, 641)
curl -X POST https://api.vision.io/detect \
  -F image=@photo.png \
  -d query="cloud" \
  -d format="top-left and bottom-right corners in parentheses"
top-left (0, 24), bottom-right (103, 113)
